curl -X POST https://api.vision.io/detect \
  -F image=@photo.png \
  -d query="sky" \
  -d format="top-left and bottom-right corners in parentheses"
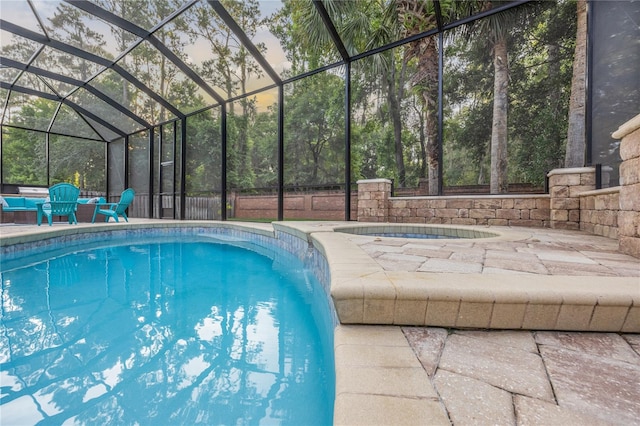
top-left (1, 0), bottom-right (293, 111)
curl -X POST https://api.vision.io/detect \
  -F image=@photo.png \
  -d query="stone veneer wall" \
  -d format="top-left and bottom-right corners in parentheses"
top-left (613, 113), bottom-right (640, 258)
top-left (385, 194), bottom-right (550, 226)
top-left (356, 178), bottom-right (551, 226)
top-left (579, 187), bottom-right (620, 239)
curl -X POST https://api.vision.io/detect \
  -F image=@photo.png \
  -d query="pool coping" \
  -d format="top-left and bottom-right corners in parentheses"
top-left (0, 220), bottom-right (275, 248)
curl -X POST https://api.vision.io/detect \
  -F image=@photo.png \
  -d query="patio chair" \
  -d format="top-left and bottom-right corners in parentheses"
top-left (37, 183), bottom-right (81, 226)
top-left (91, 188), bottom-right (135, 223)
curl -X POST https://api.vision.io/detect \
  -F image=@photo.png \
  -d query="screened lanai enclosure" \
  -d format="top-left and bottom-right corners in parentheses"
top-left (1, 0), bottom-right (638, 221)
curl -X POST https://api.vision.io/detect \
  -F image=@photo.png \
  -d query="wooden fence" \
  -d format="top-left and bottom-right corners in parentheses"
top-left (125, 191), bottom-right (353, 221)
top-left (125, 194), bottom-right (225, 220)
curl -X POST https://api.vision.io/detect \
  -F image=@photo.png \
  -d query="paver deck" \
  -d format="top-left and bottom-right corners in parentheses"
top-left (348, 226), bottom-right (639, 277)
top-left (336, 325), bottom-right (640, 425)
top-left (2, 221), bottom-right (639, 424)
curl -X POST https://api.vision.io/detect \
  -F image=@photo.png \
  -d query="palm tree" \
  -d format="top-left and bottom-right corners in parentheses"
top-left (460, 2), bottom-right (539, 194)
top-left (490, 19), bottom-right (509, 194)
top-left (291, 0), bottom-right (445, 191)
top-left (397, 1), bottom-right (440, 194)
top-left (564, 0), bottom-right (587, 168)
top-left (290, 0), bottom-right (410, 185)
top-left (470, 4), bottom-right (512, 194)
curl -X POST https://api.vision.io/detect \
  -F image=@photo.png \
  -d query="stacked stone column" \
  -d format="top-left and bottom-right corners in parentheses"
top-left (548, 167), bottom-right (596, 230)
top-left (357, 178), bottom-right (391, 222)
top-left (613, 113), bottom-right (640, 258)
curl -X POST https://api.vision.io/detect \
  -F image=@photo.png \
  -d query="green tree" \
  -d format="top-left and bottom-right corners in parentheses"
top-left (96, 0), bottom-right (147, 109)
top-left (284, 72), bottom-right (345, 186)
top-left (50, 136), bottom-right (106, 190)
top-left (249, 102), bottom-right (279, 188)
top-left (227, 100), bottom-right (258, 190)
top-left (509, 0), bottom-right (575, 184)
top-left (48, 3), bottom-right (109, 80)
top-left (185, 109), bottom-right (222, 195)
top-left (2, 127), bottom-right (47, 185)
top-left (0, 32), bottom-right (40, 63)
top-left (397, 0), bottom-right (440, 192)
top-left (181, 0), bottom-right (266, 190)
top-left (184, 0), bottom-right (265, 102)
top-left (280, 0), bottom-right (414, 186)
top-left (2, 100), bottom-right (57, 185)
top-left (457, 1), bottom-right (543, 193)
top-left (445, 1), bottom-right (575, 189)
top-left (443, 30), bottom-right (494, 186)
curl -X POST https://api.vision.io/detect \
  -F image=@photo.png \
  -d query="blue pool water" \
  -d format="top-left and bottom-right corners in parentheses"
top-left (0, 236), bottom-right (334, 425)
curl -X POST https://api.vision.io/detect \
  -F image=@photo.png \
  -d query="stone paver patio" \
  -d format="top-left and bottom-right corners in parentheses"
top-left (336, 325), bottom-right (640, 425)
top-left (346, 226), bottom-right (639, 277)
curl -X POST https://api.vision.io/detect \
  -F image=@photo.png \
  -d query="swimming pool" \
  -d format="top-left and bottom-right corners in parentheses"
top-left (0, 232), bottom-right (335, 425)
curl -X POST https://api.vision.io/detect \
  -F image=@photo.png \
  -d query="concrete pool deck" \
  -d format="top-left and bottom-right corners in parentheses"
top-left (1, 220), bottom-right (639, 425)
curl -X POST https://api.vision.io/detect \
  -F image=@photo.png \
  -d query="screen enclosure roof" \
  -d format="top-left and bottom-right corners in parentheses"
top-left (1, 0), bottom-right (528, 142)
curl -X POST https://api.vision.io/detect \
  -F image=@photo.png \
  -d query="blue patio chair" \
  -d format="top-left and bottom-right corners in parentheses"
top-left (91, 189), bottom-right (135, 223)
top-left (37, 183), bottom-right (80, 226)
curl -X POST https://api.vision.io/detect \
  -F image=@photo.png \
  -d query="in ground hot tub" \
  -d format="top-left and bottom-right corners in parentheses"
top-left (334, 224), bottom-right (500, 239)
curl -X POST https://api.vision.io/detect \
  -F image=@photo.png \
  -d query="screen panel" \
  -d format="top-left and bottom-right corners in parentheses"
top-left (283, 71), bottom-right (345, 220)
top-left (128, 130), bottom-right (150, 217)
top-left (226, 88), bottom-right (279, 220)
top-left (1, 127), bottom-right (47, 186)
top-left (49, 134), bottom-right (106, 192)
top-left (184, 107), bottom-right (222, 220)
top-left (108, 137), bottom-right (126, 198)
top-left (589, 0), bottom-right (640, 186)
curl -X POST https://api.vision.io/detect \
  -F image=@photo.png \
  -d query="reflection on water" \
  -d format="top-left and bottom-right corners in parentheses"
top-left (0, 241), bottom-right (334, 425)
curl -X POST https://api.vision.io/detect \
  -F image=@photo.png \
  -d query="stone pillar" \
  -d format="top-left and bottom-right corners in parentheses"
top-left (613, 113), bottom-right (640, 258)
top-left (548, 167), bottom-right (596, 230)
top-left (357, 179), bottom-right (391, 222)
